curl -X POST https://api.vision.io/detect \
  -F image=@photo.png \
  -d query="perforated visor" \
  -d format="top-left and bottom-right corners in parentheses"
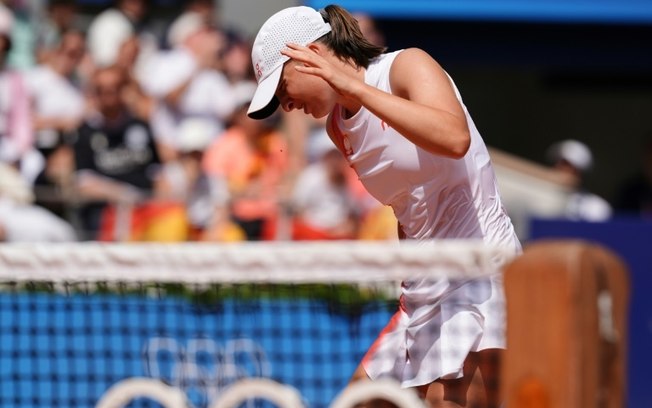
top-left (247, 65), bottom-right (283, 120)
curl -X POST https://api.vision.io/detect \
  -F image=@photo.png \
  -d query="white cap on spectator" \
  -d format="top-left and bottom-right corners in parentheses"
top-left (547, 139), bottom-right (593, 172)
top-left (168, 12), bottom-right (206, 47)
top-left (176, 117), bottom-right (216, 152)
top-left (88, 9), bottom-right (134, 67)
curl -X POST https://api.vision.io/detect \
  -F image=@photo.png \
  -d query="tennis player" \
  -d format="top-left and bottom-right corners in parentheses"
top-left (247, 5), bottom-right (522, 407)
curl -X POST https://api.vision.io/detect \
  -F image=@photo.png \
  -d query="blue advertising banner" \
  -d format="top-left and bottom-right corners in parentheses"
top-left (307, 0), bottom-right (652, 24)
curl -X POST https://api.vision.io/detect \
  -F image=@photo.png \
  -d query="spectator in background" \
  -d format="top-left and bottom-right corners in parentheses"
top-left (546, 139), bottom-right (612, 222)
top-left (613, 133), bottom-right (652, 217)
top-left (71, 66), bottom-right (161, 240)
top-left (220, 29), bottom-right (254, 86)
top-left (2, 0), bottom-right (39, 69)
top-left (353, 12), bottom-right (385, 48)
top-left (139, 12), bottom-right (233, 161)
top-left (202, 82), bottom-right (290, 240)
top-left (0, 5), bottom-right (33, 169)
top-left (0, 161), bottom-right (77, 242)
top-left (165, 0), bottom-right (218, 49)
top-left (155, 117), bottom-right (240, 241)
top-left (21, 29), bottom-right (86, 192)
top-left (87, 0), bottom-right (157, 72)
top-left (114, 34), bottom-right (155, 122)
top-left (34, 0), bottom-right (78, 64)
top-left (32, 134), bottom-right (75, 222)
top-left (290, 143), bottom-right (361, 240)
top-left (24, 29), bottom-right (86, 155)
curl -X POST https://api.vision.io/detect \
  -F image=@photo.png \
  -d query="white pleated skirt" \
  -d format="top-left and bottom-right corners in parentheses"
top-left (362, 273), bottom-right (506, 388)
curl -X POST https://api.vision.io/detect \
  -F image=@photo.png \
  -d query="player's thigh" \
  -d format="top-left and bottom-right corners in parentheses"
top-left (425, 352), bottom-right (481, 407)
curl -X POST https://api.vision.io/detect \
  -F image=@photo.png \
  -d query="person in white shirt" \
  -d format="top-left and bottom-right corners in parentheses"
top-left (139, 12), bottom-right (234, 160)
top-left (290, 143), bottom-right (360, 240)
top-left (247, 5), bottom-right (522, 407)
top-left (546, 139), bottom-right (612, 222)
top-left (24, 29), bottom-right (86, 149)
top-left (87, 0), bottom-right (145, 68)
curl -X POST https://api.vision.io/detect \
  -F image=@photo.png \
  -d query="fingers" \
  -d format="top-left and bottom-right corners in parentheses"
top-left (281, 43), bottom-right (314, 61)
top-left (285, 42), bottom-right (306, 51)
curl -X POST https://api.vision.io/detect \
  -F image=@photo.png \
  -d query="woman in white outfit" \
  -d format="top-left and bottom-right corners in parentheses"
top-left (246, 5), bottom-right (522, 407)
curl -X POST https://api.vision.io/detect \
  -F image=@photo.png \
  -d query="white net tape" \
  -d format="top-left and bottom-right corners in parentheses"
top-left (0, 240), bottom-right (515, 284)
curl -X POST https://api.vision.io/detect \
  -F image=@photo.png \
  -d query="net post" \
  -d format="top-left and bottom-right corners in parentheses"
top-left (502, 239), bottom-right (630, 407)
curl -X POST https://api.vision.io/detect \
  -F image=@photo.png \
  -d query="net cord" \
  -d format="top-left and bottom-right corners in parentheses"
top-left (0, 240), bottom-right (515, 284)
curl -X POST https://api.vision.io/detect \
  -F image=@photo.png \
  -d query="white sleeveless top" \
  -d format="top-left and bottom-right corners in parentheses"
top-left (329, 50), bottom-right (520, 251)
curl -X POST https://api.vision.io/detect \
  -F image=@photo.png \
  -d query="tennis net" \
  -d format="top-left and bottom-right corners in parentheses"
top-left (0, 241), bottom-right (511, 407)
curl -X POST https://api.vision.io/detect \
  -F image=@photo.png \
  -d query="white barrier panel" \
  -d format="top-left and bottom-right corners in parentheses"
top-left (209, 378), bottom-right (305, 408)
top-left (329, 379), bottom-right (427, 408)
top-left (95, 378), bottom-right (188, 408)
top-left (96, 377), bottom-right (426, 408)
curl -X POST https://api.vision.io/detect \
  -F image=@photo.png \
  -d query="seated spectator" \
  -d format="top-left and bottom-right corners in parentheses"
top-left (220, 29), bottom-right (255, 87)
top-left (357, 204), bottom-right (400, 241)
top-left (546, 139), bottom-right (612, 222)
top-left (139, 13), bottom-right (233, 161)
top-left (612, 133), bottom-right (652, 217)
top-left (114, 34), bottom-right (155, 122)
top-left (165, 0), bottom-right (218, 49)
top-left (87, 0), bottom-right (153, 69)
top-left (32, 134), bottom-right (76, 221)
top-left (202, 82), bottom-right (290, 240)
top-left (289, 143), bottom-right (360, 240)
top-left (34, 0), bottom-right (78, 64)
top-left (24, 29), bottom-right (86, 154)
top-left (71, 66), bottom-right (162, 240)
top-left (0, 161), bottom-right (77, 242)
top-left (352, 12), bottom-right (386, 48)
top-left (156, 117), bottom-right (242, 241)
top-left (0, 7), bottom-right (33, 174)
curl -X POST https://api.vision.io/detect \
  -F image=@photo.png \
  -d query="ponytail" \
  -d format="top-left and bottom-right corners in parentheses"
top-left (318, 5), bottom-right (386, 68)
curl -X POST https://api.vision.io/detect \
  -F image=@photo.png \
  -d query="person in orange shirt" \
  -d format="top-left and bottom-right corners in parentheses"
top-left (203, 82), bottom-right (290, 240)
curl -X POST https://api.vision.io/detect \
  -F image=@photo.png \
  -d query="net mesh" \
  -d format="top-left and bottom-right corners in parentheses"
top-left (0, 241), bottom-right (512, 408)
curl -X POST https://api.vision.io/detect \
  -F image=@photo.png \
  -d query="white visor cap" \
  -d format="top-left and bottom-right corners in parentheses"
top-left (247, 6), bottom-right (331, 120)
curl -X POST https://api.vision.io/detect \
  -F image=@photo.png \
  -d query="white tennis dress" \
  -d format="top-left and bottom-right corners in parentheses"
top-left (328, 50), bottom-right (522, 387)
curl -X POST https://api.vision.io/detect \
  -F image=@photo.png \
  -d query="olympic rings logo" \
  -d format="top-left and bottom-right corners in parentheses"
top-left (143, 337), bottom-right (271, 407)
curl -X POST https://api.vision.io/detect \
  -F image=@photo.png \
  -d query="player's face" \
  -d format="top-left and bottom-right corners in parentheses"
top-left (276, 60), bottom-right (335, 119)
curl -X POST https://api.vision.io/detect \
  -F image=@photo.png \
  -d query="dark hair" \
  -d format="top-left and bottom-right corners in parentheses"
top-left (318, 5), bottom-right (385, 68)
top-left (0, 35), bottom-right (11, 55)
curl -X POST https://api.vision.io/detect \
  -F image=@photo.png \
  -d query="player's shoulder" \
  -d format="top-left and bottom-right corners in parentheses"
top-left (390, 48), bottom-right (445, 90)
top-left (394, 48), bottom-right (438, 66)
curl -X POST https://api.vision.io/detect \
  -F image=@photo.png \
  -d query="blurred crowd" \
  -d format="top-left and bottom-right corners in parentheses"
top-left (0, 0), bottom-right (397, 242)
top-left (2, 0), bottom-right (651, 243)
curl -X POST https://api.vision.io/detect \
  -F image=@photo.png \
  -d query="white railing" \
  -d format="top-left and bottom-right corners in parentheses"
top-left (95, 377), bottom-right (426, 408)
